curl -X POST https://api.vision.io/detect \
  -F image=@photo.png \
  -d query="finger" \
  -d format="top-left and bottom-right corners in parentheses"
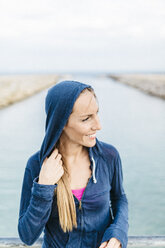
top-left (99, 241), bottom-right (108, 248)
top-left (113, 243), bottom-right (121, 248)
top-left (60, 167), bottom-right (64, 176)
top-left (114, 244), bottom-right (121, 248)
top-left (114, 241), bottom-right (121, 248)
top-left (55, 154), bottom-right (62, 163)
top-left (107, 238), bottom-right (121, 248)
top-left (60, 161), bottom-right (64, 171)
top-left (58, 161), bottom-right (64, 172)
top-left (59, 160), bottom-right (63, 166)
top-left (50, 148), bottom-right (58, 158)
top-left (106, 239), bottom-right (116, 248)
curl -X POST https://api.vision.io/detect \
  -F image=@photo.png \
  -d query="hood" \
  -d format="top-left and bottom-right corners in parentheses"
top-left (39, 80), bottom-right (93, 167)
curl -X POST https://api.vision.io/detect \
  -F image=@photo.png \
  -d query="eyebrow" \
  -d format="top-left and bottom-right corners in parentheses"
top-left (80, 108), bottom-right (99, 117)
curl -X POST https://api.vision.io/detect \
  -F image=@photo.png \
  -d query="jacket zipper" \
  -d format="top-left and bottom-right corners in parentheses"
top-left (109, 201), bottom-right (114, 220)
top-left (78, 155), bottom-right (96, 210)
top-left (78, 176), bottom-right (91, 210)
top-left (78, 156), bottom-right (95, 248)
top-left (79, 200), bottom-right (82, 210)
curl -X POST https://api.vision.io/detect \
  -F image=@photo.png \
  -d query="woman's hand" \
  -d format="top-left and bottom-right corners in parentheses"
top-left (38, 148), bottom-right (64, 185)
top-left (99, 238), bottom-right (121, 248)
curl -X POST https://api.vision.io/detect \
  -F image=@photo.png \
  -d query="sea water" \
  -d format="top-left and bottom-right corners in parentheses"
top-left (0, 74), bottom-right (165, 237)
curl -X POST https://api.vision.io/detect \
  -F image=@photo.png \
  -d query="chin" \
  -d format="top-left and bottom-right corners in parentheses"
top-left (84, 139), bottom-right (96, 147)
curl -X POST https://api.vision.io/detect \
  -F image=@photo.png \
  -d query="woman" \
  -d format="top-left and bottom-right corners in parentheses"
top-left (18, 80), bottom-right (128, 248)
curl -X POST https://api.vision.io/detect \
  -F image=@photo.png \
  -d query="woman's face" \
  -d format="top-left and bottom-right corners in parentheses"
top-left (61, 90), bottom-right (101, 147)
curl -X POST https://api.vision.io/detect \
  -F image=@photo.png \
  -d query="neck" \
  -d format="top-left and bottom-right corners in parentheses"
top-left (57, 137), bottom-right (88, 167)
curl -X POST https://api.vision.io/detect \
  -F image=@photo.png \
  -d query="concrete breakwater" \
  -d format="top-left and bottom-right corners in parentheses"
top-left (109, 74), bottom-right (165, 100)
top-left (1, 74), bottom-right (165, 109)
top-left (0, 74), bottom-right (59, 109)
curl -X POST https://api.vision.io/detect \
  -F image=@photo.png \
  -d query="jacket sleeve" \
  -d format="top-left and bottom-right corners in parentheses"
top-left (18, 162), bottom-right (57, 245)
top-left (101, 153), bottom-right (129, 248)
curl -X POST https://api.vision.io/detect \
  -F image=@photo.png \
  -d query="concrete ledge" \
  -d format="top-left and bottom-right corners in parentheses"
top-left (0, 74), bottom-right (59, 108)
top-left (109, 74), bottom-right (165, 100)
top-left (0, 236), bottom-right (165, 247)
top-left (128, 236), bottom-right (165, 247)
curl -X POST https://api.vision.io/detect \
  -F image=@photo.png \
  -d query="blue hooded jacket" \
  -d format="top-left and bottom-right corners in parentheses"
top-left (18, 80), bottom-right (128, 248)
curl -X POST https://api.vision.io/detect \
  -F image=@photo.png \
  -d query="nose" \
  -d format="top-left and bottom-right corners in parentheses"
top-left (92, 115), bottom-right (102, 131)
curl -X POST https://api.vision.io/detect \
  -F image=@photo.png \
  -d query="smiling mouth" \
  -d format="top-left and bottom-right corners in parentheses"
top-left (87, 133), bottom-right (96, 139)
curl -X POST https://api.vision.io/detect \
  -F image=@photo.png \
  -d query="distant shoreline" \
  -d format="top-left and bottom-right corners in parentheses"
top-left (109, 74), bottom-right (165, 100)
top-left (1, 74), bottom-right (165, 109)
top-left (0, 74), bottom-right (59, 109)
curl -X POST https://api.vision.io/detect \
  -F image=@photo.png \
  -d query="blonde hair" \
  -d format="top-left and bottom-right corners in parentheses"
top-left (55, 87), bottom-right (96, 232)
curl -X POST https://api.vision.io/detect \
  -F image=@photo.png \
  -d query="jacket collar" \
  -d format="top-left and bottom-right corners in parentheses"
top-left (88, 138), bottom-right (103, 184)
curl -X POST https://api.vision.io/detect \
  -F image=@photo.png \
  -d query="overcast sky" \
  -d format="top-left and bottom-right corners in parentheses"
top-left (0, 0), bottom-right (164, 73)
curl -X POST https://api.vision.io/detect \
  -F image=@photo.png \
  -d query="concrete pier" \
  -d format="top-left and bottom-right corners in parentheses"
top-left (109, 74), bottom-right (165, 100)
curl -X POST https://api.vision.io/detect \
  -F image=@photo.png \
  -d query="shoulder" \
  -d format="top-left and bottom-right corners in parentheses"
top-left (26, 151), bottom-right (41, 179)
top-left (96, 139), bottom-right (120, 162)
top-left (96, 140), bottom-right (124, 181)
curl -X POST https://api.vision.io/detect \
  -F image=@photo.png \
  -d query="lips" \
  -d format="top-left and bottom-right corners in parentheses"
top-left (87, 133), bottom-right (96, 139)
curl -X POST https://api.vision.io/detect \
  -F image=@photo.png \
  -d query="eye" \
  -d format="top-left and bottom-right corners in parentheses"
top-left (82, 116), bottom-right (90, 122)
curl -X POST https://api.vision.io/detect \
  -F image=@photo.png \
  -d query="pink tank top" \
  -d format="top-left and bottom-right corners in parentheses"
top-left (71, 187), bottom-right (86, 201)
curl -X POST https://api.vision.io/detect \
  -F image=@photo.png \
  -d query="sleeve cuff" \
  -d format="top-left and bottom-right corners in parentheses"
top-left (32, 177), bottom-right (57, 200)
top-left (101, 225), bottom-right (128, 248)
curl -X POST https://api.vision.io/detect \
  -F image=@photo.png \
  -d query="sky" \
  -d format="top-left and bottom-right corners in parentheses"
top-left (0, 0), bottom-right (165, 73)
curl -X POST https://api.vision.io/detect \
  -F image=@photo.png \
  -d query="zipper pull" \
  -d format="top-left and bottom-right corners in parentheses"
top-left (79, 200), bottom-right (82, 210)
top-left (109, 202), bottom-right (114, 220)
